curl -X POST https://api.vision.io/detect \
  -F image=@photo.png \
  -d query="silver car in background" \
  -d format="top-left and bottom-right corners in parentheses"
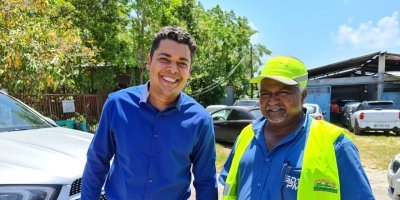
top-left (205, 105), bottom-right (227, 113)
top-left (233, 98), bottom-right (259, 107)
top-left (0, 90), bottom-right (96, 200)
top-left (304, 103), bottom-right (325, 120)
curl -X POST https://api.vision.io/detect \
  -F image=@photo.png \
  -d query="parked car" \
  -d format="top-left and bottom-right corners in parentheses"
top-left (205, 104), bottom-right (227, 113)
top-left (211, 106), bottom-right (262, 143)
top-left (349, 101), bottom-right (400, 135)
top-left (0, 90), bottom-right (102, 199)
top-left (339, 101), bottom-right (361, 127)
top-left (388, 153), bottom-right (400, 200)
top-left (233, 98), bottom-right (259, 107)
top-left (304, 103), bottom-right (325, 120)
top-left (336, 99), bottom-right (357, 112)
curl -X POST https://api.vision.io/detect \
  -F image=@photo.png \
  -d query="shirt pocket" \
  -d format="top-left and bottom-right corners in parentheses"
top-left (281, 167), bottom-right (301, 200)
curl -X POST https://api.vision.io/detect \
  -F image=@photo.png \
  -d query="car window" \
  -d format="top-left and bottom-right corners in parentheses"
top-left (0, 94), bottom-right (52, 132)
top-left (211, 109), bottom-right (231, 121)
top-left (227, 109), bottom-right (244, 120)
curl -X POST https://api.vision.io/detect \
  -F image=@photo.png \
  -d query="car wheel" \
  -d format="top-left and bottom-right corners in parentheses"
top-left (354, 121), bottom-right (362, 135)
top-left (348, 122), bottom-right (354, 132)
top-left (396, 131), bottom-right (400, 136)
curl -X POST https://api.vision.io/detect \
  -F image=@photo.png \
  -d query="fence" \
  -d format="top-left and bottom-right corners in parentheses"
top-left (12, 93), bottom-right (107, 123)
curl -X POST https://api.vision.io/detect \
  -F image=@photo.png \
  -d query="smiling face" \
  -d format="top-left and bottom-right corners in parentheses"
top-left (147, 39), bottom-right (191, 102)
top-left (259, 78), bottom-right (307, 126)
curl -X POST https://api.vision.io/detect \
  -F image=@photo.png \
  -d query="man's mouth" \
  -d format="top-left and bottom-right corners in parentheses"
top-left (161, 75), bottom-right (179, 83)
top-left (266, 105), bottom-right (285, 112)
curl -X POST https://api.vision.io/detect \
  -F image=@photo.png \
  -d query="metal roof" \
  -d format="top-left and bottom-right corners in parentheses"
top-left (308, 51), bottom-right (400, 80)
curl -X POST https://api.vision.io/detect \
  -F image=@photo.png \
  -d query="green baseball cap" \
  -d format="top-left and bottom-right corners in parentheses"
top-left (249, 56), bottom-right (308, 88)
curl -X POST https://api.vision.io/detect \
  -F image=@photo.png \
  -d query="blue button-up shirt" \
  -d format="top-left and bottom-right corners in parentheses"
top-left (82, 83), bottom-right (218, 200)
top-left (219, 114), bottom-right (375, 200)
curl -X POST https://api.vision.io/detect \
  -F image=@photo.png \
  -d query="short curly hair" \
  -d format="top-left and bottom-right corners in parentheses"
top-left (150, 26), bottom-right (197, 63)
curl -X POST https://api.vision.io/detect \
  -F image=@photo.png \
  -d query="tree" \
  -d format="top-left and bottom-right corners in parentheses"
top-left (186, 5), bottom-right (270, 105)
top-left (0, 0), bottom-right (96, 94)
top-left (68, 0), bottom-right (133, 93)
top-left (1, 0), bottom-right (270, 107)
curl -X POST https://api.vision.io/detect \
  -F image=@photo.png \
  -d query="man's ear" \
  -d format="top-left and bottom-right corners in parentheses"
top-left (301, 89), bottom-right (307, 104)
top-left (146, 54), bottom-right (151, 70)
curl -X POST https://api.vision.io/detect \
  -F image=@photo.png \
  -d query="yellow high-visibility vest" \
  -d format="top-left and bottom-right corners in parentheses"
top-left (223, 119), bottom-right (345, 200)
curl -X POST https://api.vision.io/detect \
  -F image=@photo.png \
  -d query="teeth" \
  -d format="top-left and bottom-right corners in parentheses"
top-left (267, 105), bottom-right (284, 112)
top-left (162, 76), bottom-right (178, 83)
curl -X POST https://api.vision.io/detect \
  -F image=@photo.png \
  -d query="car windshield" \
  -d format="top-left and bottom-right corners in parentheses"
top-left (363, 102), bottom-right (396, 110)
top-left (0, 93), bottom-right (52, 132)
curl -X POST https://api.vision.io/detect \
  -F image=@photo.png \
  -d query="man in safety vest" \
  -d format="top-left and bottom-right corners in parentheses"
top-left (219, 56), bottom-right (374, 200)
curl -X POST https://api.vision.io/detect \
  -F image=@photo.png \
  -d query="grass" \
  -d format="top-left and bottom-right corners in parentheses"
top-left (215, 128), bottom-right (400, 172)
top-left (216, 142), bottom-right (232, 172)
top-left (351, 131), bottom-right (400, 170)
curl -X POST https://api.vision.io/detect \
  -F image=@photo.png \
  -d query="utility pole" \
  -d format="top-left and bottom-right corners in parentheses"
top-left (250, 45), bottom-right (253, 98)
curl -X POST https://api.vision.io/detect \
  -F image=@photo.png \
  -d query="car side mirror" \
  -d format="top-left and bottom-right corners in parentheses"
top-left (44, 117), bottom-right (57, 126)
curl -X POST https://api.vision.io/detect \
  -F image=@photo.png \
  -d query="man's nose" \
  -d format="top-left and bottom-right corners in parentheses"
top-left (167, 63), bottom-right (178, 73)
top-left (266, 94), bottom-right (281, 104)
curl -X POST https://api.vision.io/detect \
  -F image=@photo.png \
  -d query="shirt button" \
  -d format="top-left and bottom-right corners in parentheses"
top-left (149, 179), bottom-right (153, 183)
top-left (265, 157), bottom-right (270, 162)
top-left (257, 183), bottom-right (261, 187)
top-left (154, 134), bottom-right (159, 138)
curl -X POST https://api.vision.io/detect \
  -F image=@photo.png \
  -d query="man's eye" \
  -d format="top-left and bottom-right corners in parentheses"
top-left (159, 58), bottom-right (169, 63)
top-left (178, 62), bottom-right (188, 68)
top-left (260, 93), bottom-right (271, 97)
top-left (277, 91), bottom-right (290, 96)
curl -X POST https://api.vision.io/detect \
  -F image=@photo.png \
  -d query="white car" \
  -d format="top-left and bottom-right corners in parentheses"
top-left (350, 101), bottom-right (400, 135)
top-left (304, 103), bottom-right (325, 120)
top-left (0, 90), bottom-right (100, 200)
top-left (388, 153), bottom-right (400, 200)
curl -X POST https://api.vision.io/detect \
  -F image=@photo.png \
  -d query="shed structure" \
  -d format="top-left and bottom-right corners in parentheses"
top-left (306, 51), bottom-right (400, 121)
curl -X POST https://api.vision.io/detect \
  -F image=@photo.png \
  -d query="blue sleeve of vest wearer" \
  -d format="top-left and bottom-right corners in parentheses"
top-left (334, 135), bottom-right (375, 200)
top-left (218, 150), bottom-right (234, 185)
top-left (218, 140), bottom-right (238, 185)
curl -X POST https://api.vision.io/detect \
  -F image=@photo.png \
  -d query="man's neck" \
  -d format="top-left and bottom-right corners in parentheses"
top-left (148, 92), bottom-right (178, 111)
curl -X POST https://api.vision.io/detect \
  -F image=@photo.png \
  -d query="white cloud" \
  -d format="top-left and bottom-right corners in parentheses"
top-left (334, 12), bottom-right (400, 49)
top-left (249, 22), bottom-right (261, 44)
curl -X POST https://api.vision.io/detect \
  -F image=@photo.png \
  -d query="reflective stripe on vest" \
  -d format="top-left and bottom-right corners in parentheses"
top-left (222, 119), bottom-right (344, 200)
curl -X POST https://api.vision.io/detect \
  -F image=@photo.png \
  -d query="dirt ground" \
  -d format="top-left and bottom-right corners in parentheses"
top-left (365, 167), bottom-right (390, 200)
top-left (189, 167), bottom-right (390, 200)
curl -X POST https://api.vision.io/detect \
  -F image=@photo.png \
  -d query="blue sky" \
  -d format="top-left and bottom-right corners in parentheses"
top-left (199, 0), bottom-right (400, 70)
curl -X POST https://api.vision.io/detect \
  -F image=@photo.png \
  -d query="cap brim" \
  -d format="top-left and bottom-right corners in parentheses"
top-left (249, 75), bottom-right (298, 85)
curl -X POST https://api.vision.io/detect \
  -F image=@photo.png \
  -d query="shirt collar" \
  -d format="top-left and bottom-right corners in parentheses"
top-left (139, 81), bottom-right (184, 111)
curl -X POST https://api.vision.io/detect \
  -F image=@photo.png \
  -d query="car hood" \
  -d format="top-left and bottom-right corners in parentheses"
top-left (0, 127), bottom-right (93, 184)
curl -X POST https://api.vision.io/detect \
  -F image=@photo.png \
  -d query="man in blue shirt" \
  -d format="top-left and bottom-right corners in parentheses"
top-left (219, 56), bottom-right (374, 199)
top-left (82, 26), bottom-right (218, 200)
